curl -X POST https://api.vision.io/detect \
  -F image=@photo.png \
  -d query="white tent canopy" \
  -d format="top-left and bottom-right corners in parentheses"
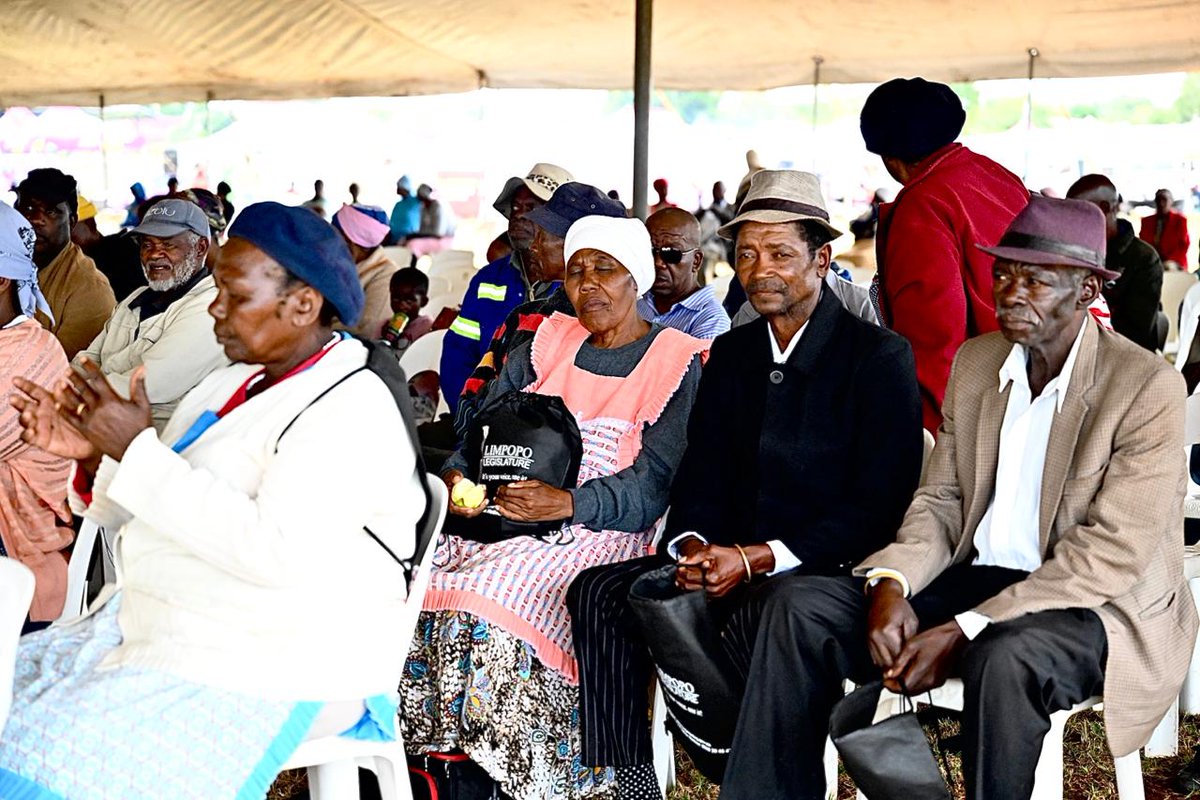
top-left (1, 0), bottom-right (1198, 107)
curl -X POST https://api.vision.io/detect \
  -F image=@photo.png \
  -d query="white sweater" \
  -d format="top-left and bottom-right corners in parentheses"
top-left (75, 337), bottom-right (423, 701)
top-left (75, 275), bottom-right (229, 432)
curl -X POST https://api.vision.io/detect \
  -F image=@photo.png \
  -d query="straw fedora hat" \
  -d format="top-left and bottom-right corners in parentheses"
top-left (719, 169), bottom-right (842, 241)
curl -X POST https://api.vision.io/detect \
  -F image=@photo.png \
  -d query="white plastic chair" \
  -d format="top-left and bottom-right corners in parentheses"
top-left (281, 474), bottom-right (450, 800)
top-left (381, 246), bottom-right (414, 270)
top-left (424, 294), bottom-right (461, 318)
top-left (1161, 271), bottom-right (1196, 352)
top-left (649, 682), bottom-right (676, 795)
top-left (60, 519), bottom-right (117, 622)
top-left (0, 557), bottom-right (36, 731)
top-left (399, 329), bottom-right (449, 417)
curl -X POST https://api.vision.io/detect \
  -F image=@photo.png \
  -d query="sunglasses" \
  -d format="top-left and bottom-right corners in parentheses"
top-left (652, 246), bottom-right (698, 265)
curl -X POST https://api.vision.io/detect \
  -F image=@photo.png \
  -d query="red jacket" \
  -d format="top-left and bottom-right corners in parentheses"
top-left (1139, 211), bottom-right (1190, 268)
top-left (875, 143), bottom-right (1029, 432)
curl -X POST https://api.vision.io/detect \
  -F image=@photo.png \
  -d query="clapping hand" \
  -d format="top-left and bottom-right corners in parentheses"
top-left (54, 359), bottom-right (153, 461)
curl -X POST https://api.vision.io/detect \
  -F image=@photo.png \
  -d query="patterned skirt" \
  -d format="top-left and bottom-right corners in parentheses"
top-left (402, 611), bottom-right (616, 800)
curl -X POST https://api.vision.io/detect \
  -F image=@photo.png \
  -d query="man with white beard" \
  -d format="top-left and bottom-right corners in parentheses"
top-left (73, 198), bottom-right (228, 432)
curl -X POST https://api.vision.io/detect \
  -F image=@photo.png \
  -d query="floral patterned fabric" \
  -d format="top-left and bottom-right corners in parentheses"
top-left (402, 611), bottom-right (616, 800)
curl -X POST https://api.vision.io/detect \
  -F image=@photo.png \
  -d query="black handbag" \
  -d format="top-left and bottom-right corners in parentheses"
top-left (449, 391), bottom-right (583, 542)
top-left (829, 680), bottom-right (952, 800)
top-left (626, 565), bottom-right (742, 781)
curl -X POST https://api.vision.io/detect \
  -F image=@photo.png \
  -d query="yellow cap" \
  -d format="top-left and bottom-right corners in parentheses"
top-left (76, 194), bottom-right (97, 221)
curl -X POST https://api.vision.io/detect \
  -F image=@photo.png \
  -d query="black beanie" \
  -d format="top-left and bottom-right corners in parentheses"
top-left (860, 78), bottom-right (966, 162)
top-left (17, 168), bottom-right (78, 215)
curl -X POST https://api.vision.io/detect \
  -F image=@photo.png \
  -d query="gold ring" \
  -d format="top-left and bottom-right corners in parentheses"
top-left (75, 402), bottom-right (86, 417)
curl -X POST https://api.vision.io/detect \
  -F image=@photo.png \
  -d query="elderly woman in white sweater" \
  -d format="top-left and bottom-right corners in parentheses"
top-left (0, 202), bottom-right (424, 800)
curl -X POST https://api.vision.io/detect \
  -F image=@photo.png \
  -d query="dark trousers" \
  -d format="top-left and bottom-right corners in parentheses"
top-left (720, 565), bottom-right (1108, 800)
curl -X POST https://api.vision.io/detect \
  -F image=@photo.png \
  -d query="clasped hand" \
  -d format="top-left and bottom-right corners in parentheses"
top-left (867, 579), bottom-right (967, 695)
top-left (10, 359), bottom-right (153, 464)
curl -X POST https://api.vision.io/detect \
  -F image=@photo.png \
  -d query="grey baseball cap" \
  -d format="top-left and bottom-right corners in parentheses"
top-left (133, 198), bottom-right (211, 239)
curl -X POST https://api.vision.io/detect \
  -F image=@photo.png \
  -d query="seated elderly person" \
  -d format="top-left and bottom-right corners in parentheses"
top-left (332, 203), bottom-right (400, 340)
top-left (722, 197), bottom-right (1197, 800)
top-left (566, 170), bottom-right (922, 799)
top-left (0, 201), bottom-right (73, 628)
top-left (0, 203), bottom-right (424, 799)
top-left (76, 198), bottom-right (228, 433)
top-left (401, 215), bottom-right (708, 800)
top-left (638, 207), bottom-right (730, 339)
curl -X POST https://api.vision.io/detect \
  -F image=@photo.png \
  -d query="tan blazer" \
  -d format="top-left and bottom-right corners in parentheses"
top-left (857, 318), bottom-right (1198, 756)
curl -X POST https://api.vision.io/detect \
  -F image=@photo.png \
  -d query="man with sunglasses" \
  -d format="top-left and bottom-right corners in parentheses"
top-left (637, 207), bottom-right (730, 340)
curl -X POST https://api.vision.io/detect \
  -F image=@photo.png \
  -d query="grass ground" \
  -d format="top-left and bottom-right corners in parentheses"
top-left (269, 713), bottom-right (1200, 799)
top-left (666, 712), bottom-right (1200, 800)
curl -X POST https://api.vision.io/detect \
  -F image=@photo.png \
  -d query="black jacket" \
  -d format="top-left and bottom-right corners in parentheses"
top-left (1104, 226), bottom-right (1164, 352)
top-left (665, 286), bottom-right (923, 574)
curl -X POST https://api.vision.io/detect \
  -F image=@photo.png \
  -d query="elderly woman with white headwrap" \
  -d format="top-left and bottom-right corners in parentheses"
top-left (0, 201), bottom-right (72, 627)
top-left (402, 215), bottom-right (708, 800)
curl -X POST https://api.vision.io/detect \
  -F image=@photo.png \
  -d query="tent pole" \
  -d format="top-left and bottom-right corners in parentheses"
top-left (99, 94), bottom-right (110, 207)
top-left (632, 0), bottom-right (653, 220)
top-left (811, 56), bottom-right (823, 170)
top-left (1024, 47), bottom-right (1039, 181)
top-left (205, 90), bottom-right (214, 186)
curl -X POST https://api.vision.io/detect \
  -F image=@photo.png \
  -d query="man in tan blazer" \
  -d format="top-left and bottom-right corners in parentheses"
top-left (721, 196), bottom-right (1197, 800)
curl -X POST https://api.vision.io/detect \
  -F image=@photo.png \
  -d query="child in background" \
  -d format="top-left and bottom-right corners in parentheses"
top-left (383, 268), bottom-right (434, 349)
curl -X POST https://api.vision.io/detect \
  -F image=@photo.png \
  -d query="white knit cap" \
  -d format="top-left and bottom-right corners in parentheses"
top-left (563, 215), bottom-right (654, 296)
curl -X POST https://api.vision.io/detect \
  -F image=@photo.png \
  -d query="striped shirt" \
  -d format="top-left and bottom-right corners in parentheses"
top-left (637, 285), bottom-right (730, 340)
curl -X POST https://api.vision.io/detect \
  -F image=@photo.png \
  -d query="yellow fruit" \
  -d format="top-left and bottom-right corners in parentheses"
top-left (452, 479), bottom-right (486, 508)
top-left (462, 484), bottom-right (487, 509)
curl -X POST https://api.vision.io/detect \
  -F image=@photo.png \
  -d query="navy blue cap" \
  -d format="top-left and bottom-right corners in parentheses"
top-left (525, 182), bottom-right (627, 238)
top-left (228, 202), bottom-right (365, 327)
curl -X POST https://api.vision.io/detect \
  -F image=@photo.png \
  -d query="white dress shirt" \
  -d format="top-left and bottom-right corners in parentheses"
top-left (667, 321), bottom-right (808, 576)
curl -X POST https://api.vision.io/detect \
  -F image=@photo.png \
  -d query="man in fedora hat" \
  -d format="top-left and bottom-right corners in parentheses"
top-left (860, 77), bottom-right (1029, 434)
top-left (720, 195), bottom-right (1195, 800)
top-left (565, 169), bottom-right (922, 798)
top-left (439, 162), bottom-right (573, 413)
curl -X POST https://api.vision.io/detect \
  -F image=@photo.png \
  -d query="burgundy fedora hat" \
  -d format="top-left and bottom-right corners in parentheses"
top-left (978, 195), bottom-right (1118, 281)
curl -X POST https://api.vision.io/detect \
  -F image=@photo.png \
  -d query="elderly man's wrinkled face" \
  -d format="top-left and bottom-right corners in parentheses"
top-left (508, 186), bottom-right (544, 252)
top-left (16, 196), bottom-right (73, 267)
top-left (209, 238), bottom-right (319, 365)
top-left (735, 221), bottom-right (829, 320)
top-left (647, 208), bottom-right (702, 302)
top-left (565, 248), bottom-right (639, 334)
top-left (139, 231), bottom-right (208, 292)
top-left (992, 260), bottom-right (1098, 350)
top-left (529, 226), bottom-right (566, 284)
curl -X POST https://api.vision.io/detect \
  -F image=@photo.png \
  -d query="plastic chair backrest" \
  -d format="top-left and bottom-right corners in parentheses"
top-left (380, 245), bottom-right (413, 269)
top-left (1162, 271), bottom-right (1196, 345)
top-left (399, 329), bottom-right (447, 377)
top-left (425, 294), bottom-right (461, 317)
top-left (61, 519), bottom-right (102, 622)
top-left (396, 474), bottom-right (449, 654)
top-left (0, 557), bottom-right (35, 731)
top-left (429, 249), bottom-right (475, 275)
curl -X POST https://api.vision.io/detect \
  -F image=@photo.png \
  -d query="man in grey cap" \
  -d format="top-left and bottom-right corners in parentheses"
top-left (74, 198), bottom-right (228, 431)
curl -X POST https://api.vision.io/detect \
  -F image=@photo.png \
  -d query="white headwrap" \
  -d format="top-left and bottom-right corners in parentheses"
top-left (563, 215), bottom-right (655, 295)
top-left (0, 201), bottom-right (53, 323)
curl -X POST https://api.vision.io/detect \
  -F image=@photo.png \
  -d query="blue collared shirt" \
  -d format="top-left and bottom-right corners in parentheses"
top-left (637, 285), bottom-right (730, 340)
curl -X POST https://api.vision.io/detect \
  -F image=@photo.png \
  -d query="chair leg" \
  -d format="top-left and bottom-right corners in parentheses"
top-left (650, 684), bottom-right (674, 794)
top-left (1144, 698), bottom-right (1179, 757)
top-left (1112, 751), bottom-right (1145, 800)
top-left (822, 735), bottom-right (838, 800)
top-left (307, 760), bottom-right (360, 800)
top-left (1031, 712), bottom-right (1069, 800)
top-left (373, 749), bottom-right (415, 800)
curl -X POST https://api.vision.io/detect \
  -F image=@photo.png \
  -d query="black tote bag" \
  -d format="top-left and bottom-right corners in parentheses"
top-left (626, 565), bottom-right (742, 781)
top-left (448, 390), bottom-right (583, 542)
top-left (829, 680), bottom-right (952, 800)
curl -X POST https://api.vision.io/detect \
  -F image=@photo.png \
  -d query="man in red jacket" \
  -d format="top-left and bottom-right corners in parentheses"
top-left (1140, 189), bottom-right (1191, 269)
top-left (861, 78), bottom-right (1029, 432)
